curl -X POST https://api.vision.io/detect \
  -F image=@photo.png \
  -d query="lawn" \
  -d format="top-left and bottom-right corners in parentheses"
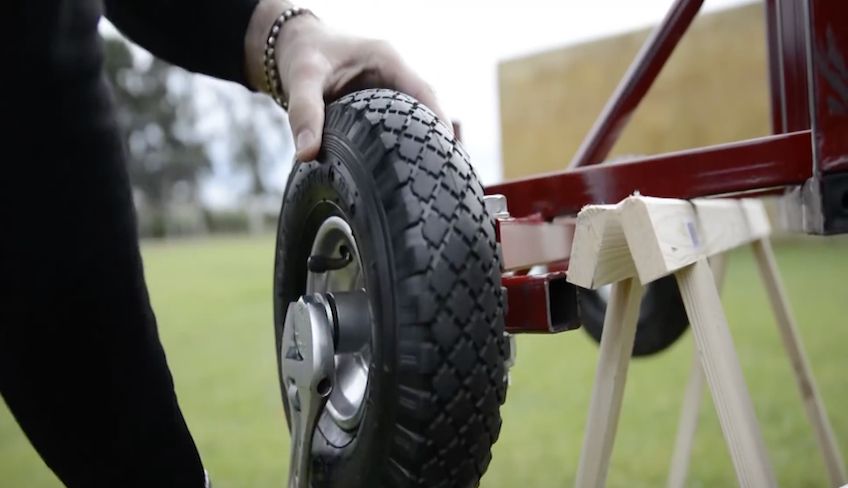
top-left (1, 234), bottom-right (846, 487)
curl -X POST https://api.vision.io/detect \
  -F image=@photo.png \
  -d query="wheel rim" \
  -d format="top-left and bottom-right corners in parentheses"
top-left (306, 216), bottom-right (371, 431)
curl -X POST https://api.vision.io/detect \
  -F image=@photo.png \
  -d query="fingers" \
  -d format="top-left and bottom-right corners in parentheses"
top-left (284, 56), bottom-right (329, 162)
top-left (282, 34), bottom-right (452, 165)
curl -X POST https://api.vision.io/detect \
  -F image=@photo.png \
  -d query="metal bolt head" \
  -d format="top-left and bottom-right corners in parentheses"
top-left (484, 194), bottom-right (510, 219)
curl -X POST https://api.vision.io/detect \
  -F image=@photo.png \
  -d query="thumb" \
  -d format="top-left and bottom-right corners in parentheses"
top-left (285, 70), bottom-right (326, 162)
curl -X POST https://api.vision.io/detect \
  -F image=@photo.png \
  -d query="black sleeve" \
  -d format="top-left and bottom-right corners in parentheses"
top-left (103, 0), bottom-right (259, 87)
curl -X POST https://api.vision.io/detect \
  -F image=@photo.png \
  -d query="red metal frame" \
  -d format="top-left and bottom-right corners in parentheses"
top-left (808, 0), bottom-right (848, 175)
top-left (502, 272), bottom-right (579, 333)
top-left (766, 0), bottom-right (812, 134)
top-left (496, 0), bottom-right (848, 333)
top-left (490, 131), bottom-right (811, 220)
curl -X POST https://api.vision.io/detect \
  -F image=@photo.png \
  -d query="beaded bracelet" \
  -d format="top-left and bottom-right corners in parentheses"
top-left (263, 6), bottom-right (315, 110)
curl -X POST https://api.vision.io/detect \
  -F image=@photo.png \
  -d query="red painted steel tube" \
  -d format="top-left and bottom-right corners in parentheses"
top-left (503, 272), bottom-right (580, 334)
top-left (765, 0), bottom-right (785, 134)
top-left (773, 0), bottom-right (812, 134)
top-left (569, 0), bottom-right (704, 169)
top-left (487, 130), bottom-right (813, 219)
top-left (808, 0), bottom-right (848, 174)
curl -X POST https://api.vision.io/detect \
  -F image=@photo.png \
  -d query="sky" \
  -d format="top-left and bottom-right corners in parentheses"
top-left (104, 0), bottom-right (754, 207)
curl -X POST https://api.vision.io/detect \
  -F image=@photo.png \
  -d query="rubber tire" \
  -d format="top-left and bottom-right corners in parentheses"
top-left (273, 89), bottom-right (508, 487)
top-left (577, 275), bottom-right (689, 357)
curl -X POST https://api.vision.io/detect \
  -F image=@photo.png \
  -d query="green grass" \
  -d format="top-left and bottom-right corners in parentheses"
top-left (1, 235), bottom-right (846, 486)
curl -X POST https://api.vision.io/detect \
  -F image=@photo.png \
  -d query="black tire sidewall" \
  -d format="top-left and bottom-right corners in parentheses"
top-left (274, 138), bottom-right (396, 487)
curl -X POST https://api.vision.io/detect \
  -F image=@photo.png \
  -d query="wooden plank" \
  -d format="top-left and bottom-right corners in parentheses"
top-left (621, 196), bottom-right (770, 284)
top-left (567, 204), bottom-right (636, 289)
top-left (666, 253), bottom-right (728, 488)
top-left (675, 259), bottom-right (776, 487)
top-left (568, 195), bottom-right (770, 289)
top-left (574, 278), bottom-right (644, 488)
top-left (751, 239), bottom-right (848, 486)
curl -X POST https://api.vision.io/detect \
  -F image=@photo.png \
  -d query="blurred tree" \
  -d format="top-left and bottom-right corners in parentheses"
top-left (232, 97), bottom-right (268, 196)
top-left (103, 35), bottom-right (210, 237)
top-left (211, 86), bottom-right (292, 234)
top-left (217, 91), bottom-right (290, 197)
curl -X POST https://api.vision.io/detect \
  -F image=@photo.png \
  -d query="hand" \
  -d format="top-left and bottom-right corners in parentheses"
top-left (274, 15), bottom-right (450, 162)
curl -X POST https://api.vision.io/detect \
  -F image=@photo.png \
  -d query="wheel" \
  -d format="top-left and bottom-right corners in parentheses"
top-left (577, 275), bottom-right (689, 357)
top-left (273, 88), bottom-right (508, 487)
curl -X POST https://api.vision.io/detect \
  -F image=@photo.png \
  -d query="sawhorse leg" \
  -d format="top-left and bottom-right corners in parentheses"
top-left (752, 238), bottom-right (847, 486)
top-left (675, 259), bottom-right (776, 487)
top-left (574, 278), bottom-right (644, 487)
top-left (666, 353), bottom-right (706, 488)
top-left (667, 254), bottom-right (728, 488)
top-left (667, 241), bottom-right (847, 487)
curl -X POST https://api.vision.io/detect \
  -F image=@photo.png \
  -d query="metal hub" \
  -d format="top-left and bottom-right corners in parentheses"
top-left (281, 215), bottom-right (373, 487)
top-left (281, 294), bottom-right (336, 488)
top-left (305, 216), bottom-right (372, 431)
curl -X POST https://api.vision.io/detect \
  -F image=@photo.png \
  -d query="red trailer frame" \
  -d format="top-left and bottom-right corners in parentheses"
top-left (491, 0), bottom-right (848, 333)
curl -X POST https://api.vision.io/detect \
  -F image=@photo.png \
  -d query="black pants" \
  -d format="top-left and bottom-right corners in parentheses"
top-left (1, 2), bottom-right (205, 486)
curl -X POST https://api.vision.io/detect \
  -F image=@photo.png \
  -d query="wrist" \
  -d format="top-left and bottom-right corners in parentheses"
top-left (275, 9), bottom-right (321, 55)
top-left (244, 0), bottom-right (295, 92)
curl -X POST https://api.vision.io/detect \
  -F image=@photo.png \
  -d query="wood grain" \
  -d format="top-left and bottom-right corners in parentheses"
top-left (567, 196), bottom-right (769, 289)
top-left (574, 278), bottom-right (644, 488)
top-left (675, 259), bottom-right (776, 487)
top-left (567, 204), bottom-right (636, 288)
top-left (666, 253), bottom-right (728, 488)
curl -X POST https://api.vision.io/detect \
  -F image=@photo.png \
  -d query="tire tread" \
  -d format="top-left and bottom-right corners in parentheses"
top-left (321, 89), bottom-right (506, 487)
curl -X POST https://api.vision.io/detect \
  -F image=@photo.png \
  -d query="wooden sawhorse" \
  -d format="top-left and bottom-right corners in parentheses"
top-left (567, 195), bottom-right (846, 487)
